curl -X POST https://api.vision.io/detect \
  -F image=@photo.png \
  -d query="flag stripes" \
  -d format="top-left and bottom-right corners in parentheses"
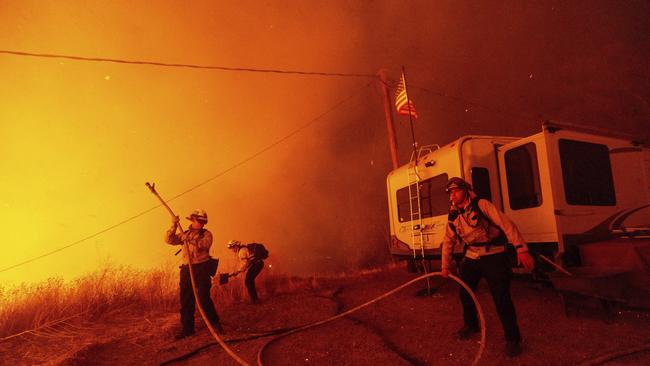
top-left (394, 72), bottom-right (418, 119)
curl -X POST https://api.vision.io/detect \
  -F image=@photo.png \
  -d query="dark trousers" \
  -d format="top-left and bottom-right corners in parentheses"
top-left (458, 252), bottom-right (522, 342)
top-left (245, 260), bottom-right (264, 303)
top-left (179, 260), bottom-right (220, 334)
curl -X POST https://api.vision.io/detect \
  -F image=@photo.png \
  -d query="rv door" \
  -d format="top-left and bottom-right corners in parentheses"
top-left (540, 127), bottom-right (650, 244)
top-left (497, 133), bottom-right (559, 247)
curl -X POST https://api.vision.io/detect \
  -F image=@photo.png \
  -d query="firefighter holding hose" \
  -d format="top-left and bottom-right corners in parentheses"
top-left (440, 177), bottom-right (534, 357)
top-left (166, 209), bottom-right (223, 339)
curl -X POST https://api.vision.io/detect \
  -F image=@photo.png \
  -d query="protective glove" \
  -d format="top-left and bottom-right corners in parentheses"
top-left (517, 251), bottom-right (535, 271)
top-left (170, 216), bottom-right (180, 231)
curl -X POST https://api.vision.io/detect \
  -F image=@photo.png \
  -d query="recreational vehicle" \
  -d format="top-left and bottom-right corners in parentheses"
top-left (386, 121), bottom-right (650, 267)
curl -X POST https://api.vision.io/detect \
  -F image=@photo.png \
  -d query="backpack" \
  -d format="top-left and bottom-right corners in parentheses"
top-left (246, 243), bottom-right (269, 260)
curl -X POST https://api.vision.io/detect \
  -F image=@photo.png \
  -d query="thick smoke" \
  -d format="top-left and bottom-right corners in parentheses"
top-left (1, 1), bottom-right (648, 283)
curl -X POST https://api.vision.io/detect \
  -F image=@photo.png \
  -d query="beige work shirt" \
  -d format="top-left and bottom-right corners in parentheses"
top-left (441, 199), bottom-right (528, 270)
top-left (234, 246), bottom-right (254, 274)
top-left (165, 226), bottom-right (213, 265)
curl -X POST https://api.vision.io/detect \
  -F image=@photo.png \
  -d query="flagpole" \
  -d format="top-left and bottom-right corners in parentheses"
top-left (401, 66), bottom-right (418, 165)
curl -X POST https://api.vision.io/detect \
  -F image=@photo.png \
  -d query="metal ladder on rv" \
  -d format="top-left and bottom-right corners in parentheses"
top-left (407, 144), bottom-right (439, 260)
top-left (407, 163), bottom-right (425, 259)
top-left (407, 148), bottom-right (430, 295)
top-left (408, 145), bottom-right (440, 296)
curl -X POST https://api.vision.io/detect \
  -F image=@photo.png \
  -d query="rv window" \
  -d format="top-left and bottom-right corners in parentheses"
top-left (559, 139), bottom-right (615, 206)
top-left (504, 143), bottom-right (543, 210)
top-left (471, 167), bottom-right (492, 201)
top-left (396, 173), bottom-right (449, 222)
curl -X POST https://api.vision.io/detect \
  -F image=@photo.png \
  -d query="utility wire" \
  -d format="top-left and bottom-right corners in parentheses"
top-left (0, 49), bottom-right (378, 78)
top-left (1, 49), bottom-right (538, 121)
top-left (407, 83), bottom-right (546, 122)
top-left (0, 81), bottom-right (374, 274)
top-left (380, 76), bottom-right (545, 123)
top-left (0, 207), bottom-right (162, 274)
top-left (166, 81), bottom-right (373, 202)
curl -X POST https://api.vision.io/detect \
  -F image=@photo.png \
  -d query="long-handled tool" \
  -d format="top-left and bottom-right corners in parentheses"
top-left (145, 182), bottom-right (179, 224)
top-left (145, 182), bottom-right (249, 366)
top-left (537, 253), bottom-right (573, 276)
top-left (146, 182), bottom-right (184, 255)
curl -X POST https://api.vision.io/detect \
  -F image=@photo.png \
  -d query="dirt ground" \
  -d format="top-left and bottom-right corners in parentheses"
top-left (2, 265), bottom-right (650, 366)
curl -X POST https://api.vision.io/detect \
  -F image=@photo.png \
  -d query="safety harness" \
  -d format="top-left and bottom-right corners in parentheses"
top-left (448, 198), bottom-right (508, 254)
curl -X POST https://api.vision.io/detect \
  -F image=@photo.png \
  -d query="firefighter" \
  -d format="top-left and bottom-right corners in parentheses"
top-left (165, 209), bottom-right (222, 339)
top-left (227, 240), bottom-right (265, 304)
top-left (440, 177), bottom-right (534, 357)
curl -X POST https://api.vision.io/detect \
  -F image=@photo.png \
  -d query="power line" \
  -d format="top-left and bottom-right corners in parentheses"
top-left (0, 49), bottom-right (378, 78)
top-left (382, 74), bottom-right (545, 122)
top-left (0, 207), bottom-right (161, 274)
top-left (165, 81), bottom-right (374, 202)
top-left (0, 49), bottom-right (537, 121)
top-left (0, 81), bottom-right (374, 274)
top-left (406, 83), bottom-right (546, 122)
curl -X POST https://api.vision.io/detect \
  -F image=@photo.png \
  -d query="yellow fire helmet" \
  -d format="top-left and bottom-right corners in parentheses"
top-left (186, 209), bottom-right (208, 223)
top-left (227, 240), bottom-right (241, 249)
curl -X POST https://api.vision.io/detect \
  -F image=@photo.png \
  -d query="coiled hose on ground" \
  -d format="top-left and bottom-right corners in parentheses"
top-left (178, 272), bottom-right (486, 366)
top-left (254, 272), bottom-right (486, 366)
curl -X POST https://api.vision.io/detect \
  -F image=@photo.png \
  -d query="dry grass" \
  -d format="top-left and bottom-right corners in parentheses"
top-left (0, 264), bottom-right (177, 340)
top-left (0, 261), bottom-right (398, 342)
top-left (214, 269), bottom-right (326, 306)
top-left (214, 260), bottom-right (402, 304)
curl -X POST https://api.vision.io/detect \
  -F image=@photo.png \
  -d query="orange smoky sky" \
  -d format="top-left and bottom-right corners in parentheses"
top-left (0, 1), bottom-right (386, 286)
top-left (1, 1), bottom-right (649, 286)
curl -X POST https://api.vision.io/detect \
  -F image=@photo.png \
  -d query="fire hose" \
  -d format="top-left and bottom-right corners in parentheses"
top-left (255, 272), bottom-right (486, 366)
top-left (160, 271), bottom-right (486, 366)
top-left (147, 184), bottom-right (486, 366)
top-left (145, 182), bottom-right (249, 366)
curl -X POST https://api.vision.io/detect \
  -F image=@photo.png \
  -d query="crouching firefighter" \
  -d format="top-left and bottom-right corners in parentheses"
top-left (440, 177), bottom-right (534, 358)
top-left (226, 240), bottom-right (267, 304)
top-left (165, 209), bottom-right (222, 339)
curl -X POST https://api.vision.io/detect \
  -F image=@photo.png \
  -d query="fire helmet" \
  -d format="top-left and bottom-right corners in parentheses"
top-left (186, 209), bottom-right (208, 223)
top-left (445, 177), bottom-right (473, 193)
top-left (227, 240), bottom-right (241, 249)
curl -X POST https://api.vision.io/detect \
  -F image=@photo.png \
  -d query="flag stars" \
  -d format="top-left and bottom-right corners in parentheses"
top-left (529, 73), bottom-right (534, 79)
top-left (104, 75), bottom-right (111, 80)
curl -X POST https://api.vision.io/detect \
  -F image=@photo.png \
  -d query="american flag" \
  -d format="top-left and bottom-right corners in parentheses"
top-left (394, 71), bottom-right (418, 119)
